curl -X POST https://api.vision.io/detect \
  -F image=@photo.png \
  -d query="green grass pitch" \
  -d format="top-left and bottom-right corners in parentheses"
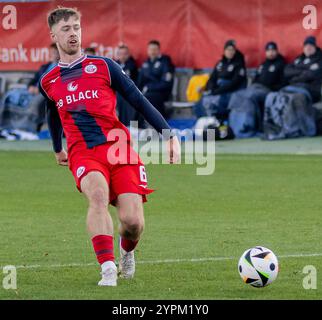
top-left (0, 150), bottom-right (322, 299)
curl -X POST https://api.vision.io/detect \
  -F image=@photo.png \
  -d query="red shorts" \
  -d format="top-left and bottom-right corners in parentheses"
top-left (68, 142), bottom-right (154, 205)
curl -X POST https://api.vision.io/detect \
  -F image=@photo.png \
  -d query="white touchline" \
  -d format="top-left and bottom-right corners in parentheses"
top-left (2, 252), bottom-right (322, 270)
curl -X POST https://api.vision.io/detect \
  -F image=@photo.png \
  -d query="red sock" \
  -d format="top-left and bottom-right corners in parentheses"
top-left (92, 235), bottom-right (114, 264)
top-left (121, 237), bottom-right (139, 252)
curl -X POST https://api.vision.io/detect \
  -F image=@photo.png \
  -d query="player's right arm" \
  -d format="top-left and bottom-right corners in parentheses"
top-left (46, 99), bottom-right (68, 166)
top-left (39, 80), bottom-right (68, 166)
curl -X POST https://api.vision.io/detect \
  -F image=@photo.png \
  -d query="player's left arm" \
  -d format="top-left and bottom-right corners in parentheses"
top-left (105, 58), bottom-right (180, 164)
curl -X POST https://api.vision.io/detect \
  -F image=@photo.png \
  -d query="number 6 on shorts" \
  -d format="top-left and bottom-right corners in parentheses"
top-left (139, 165), bottom-right (147, 183)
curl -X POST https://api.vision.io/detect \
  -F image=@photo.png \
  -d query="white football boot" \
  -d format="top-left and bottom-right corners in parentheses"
top-left (119, 238), bottom-right (135, 279)
top-left (98, 261), bottom-right (117, 286)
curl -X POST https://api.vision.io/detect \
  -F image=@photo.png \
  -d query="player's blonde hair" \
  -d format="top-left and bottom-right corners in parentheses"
top-left (47, 6), bottom-right (81, 29)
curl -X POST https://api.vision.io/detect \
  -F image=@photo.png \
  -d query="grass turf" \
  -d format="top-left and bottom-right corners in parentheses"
top-left (0, 151), bottom-right (322, 299)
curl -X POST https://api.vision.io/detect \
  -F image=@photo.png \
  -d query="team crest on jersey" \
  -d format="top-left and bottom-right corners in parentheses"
top-left (310, 63), bottom-right (319, 70)
top-left (269, 65), bottom-right (276, 72)
top-left (76, 166), bottom-right (86, 178)
top-left (165, 72), bottom-right (172, 81)
top-left (67, 81), bottom-right (78, 92)
top-left (227, 64), bottom-right (234, 72)
top-left (216, 62), bottom-right (223, 71)
top-left (154, 61), bottom-right (161, 69)
top-left (85, 63), bottom-right (97, 74)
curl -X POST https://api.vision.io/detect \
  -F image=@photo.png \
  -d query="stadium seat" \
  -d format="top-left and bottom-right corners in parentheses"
top-left (0, 72), bottom-right (35, 93)
top-left (7, 83), bottom-right (28, 90)
top-left (166, 67), bottom-right (257, 121)
top-left (165, 68), bottom-right (195, 119)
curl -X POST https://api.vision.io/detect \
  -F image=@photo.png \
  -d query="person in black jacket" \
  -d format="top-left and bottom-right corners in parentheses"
top-left (262, 36), bottom-right (322, 140)
top-left (283, 36), bottom-right (322, 103)
top-left (137, 40), bottom-right (174, 119)
top-left (194, 40), bottom-right (247, 120)
top-left (115, 45), bottom-right (139, 127)
top-left (116, 45), bottom-right (138, 82)
top-left (253, 42), bottom-right (285, 91)
top-left (227, 42), bottom-right (286, 137)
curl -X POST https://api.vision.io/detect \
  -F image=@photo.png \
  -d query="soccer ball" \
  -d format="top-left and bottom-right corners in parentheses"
top-left (238, 246), bottom-right (279, 287)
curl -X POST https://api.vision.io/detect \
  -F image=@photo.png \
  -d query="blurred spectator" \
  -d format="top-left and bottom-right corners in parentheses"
top-left (115, 45), bottom-right (139, 126)
top-left (283, 36), bottom-right (322, 103)
top-left (263, 36), bottom-right (322, 140)
top-left (84, 47), bottom-right (96, 55)
top-left (193, 40), bottom-right (247, 121)
top-left (228, 42), bottom-right (285, 137)
top-left (253, 42), bottom-right (285, 91)
top-left (0, 44), bottom-right (59, 136)
top-left (116, 44), bottom-right (138, 81)
top-left (137, 40), bottom-right (174, 119)
top-left (29, 43), bottom-right (59, 131)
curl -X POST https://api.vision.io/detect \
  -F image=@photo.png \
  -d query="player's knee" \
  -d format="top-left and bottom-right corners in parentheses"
top-left (130, 217), bottom-right (144, 234)
top-left (122, 211), bottom-right (144, 237)
top-left (88, 187), bottom-right (108, 209)
top-left (124, 218), bottom-right (144, 239)
top-left (118, 195), bottom-right (144, 237)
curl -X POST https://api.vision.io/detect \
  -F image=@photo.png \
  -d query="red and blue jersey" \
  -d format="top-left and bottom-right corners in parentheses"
top-left (39, 54), bottom-right (171, 153)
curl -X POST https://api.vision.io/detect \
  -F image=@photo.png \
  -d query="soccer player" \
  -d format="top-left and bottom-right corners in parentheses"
top-left (39, 7), bottom-right (181, 286)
